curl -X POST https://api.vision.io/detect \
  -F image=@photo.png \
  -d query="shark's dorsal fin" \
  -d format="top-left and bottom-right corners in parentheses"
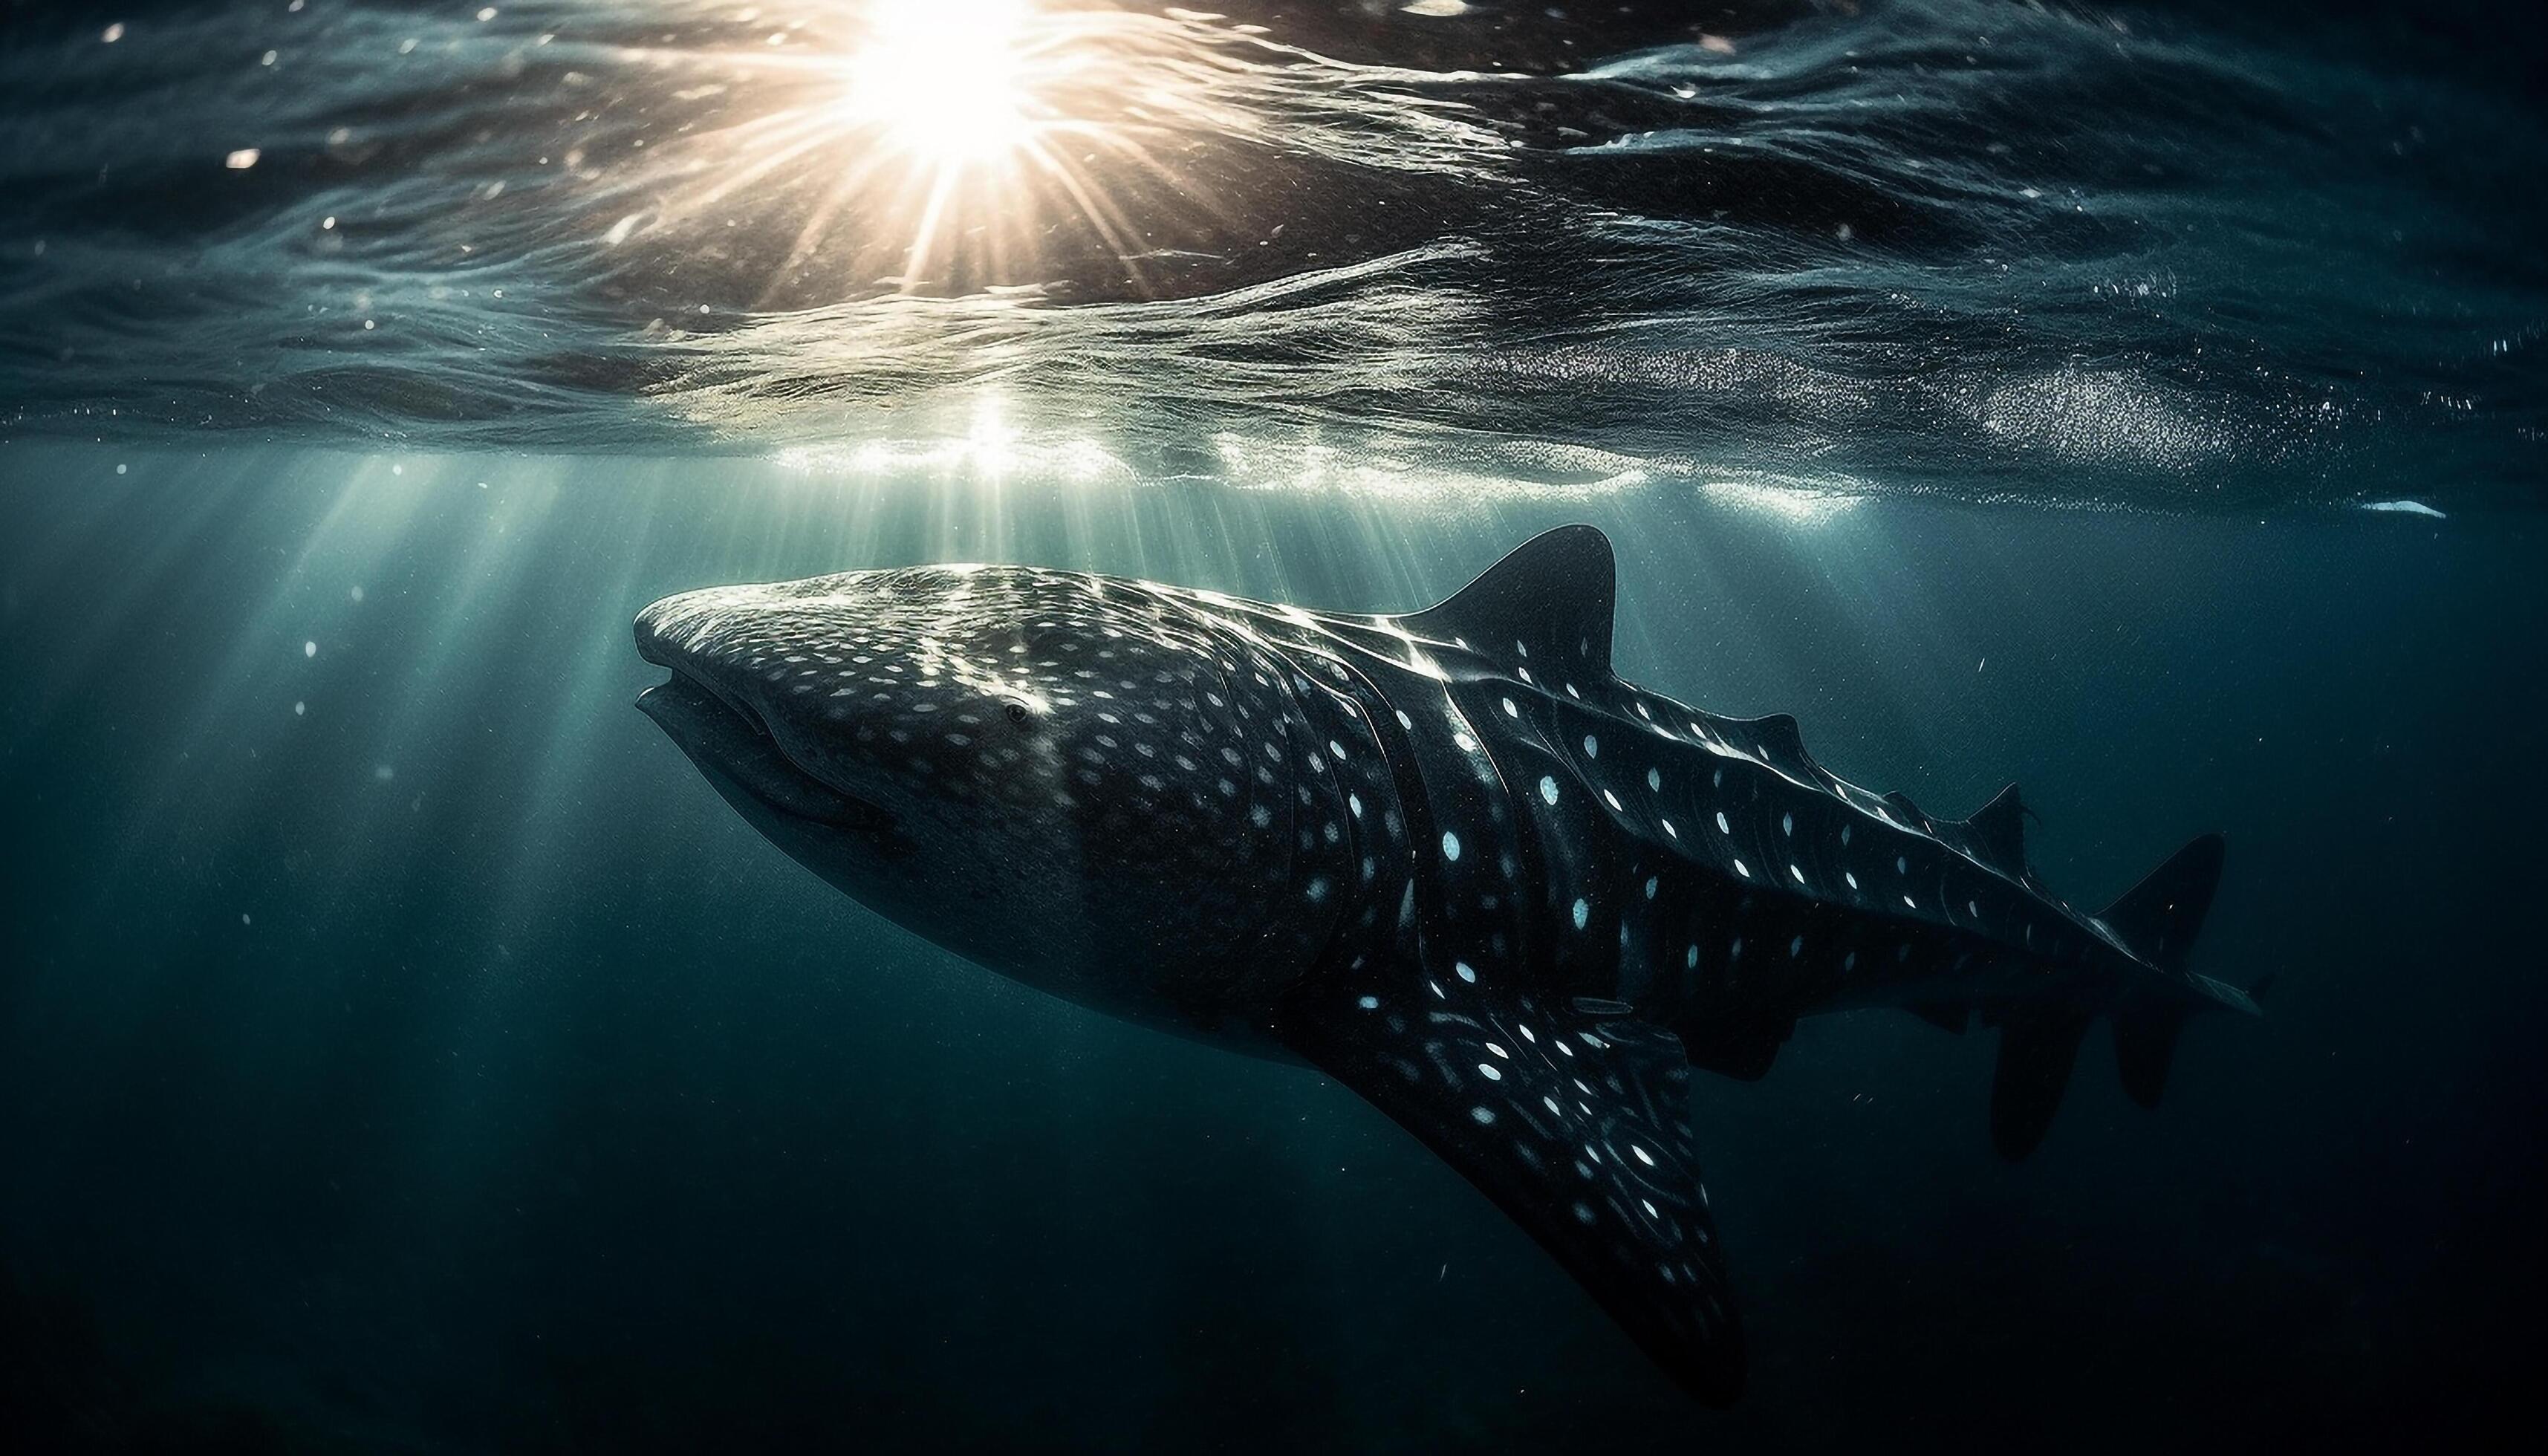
top-left (1406, 525), bottom-right (1615, 675)
top-left (1720, 712), bottom-right (1817, 778)
top-left (1880, 790), bottom-right (1931, 828)
top-left (1954, 782), bottom-right (2028, 879)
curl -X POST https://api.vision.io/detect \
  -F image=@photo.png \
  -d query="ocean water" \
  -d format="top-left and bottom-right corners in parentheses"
top-left (1, 2), bottom-right (2541, 1452)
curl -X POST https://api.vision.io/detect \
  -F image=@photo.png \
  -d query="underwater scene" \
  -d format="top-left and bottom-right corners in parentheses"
top-left (1, 1), bottom-right (2541, 1451)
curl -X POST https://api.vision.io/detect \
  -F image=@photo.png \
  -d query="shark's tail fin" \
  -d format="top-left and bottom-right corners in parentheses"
top-left (1990, 835), bottom-right (2237, 1159)
top-left (2099, 833), bottom-right (2250, 1112)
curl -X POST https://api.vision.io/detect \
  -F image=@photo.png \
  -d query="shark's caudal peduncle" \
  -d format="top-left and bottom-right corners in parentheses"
top-left (634, 525), bottom-right (2256, 1405)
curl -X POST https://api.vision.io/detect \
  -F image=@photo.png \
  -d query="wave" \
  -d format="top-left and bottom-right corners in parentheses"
top-left (0, 0), bottom-right (2539, 510)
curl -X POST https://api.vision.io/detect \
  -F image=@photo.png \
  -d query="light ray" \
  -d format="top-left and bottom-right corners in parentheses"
top-left (590, 1), bottom-right (1412, 305)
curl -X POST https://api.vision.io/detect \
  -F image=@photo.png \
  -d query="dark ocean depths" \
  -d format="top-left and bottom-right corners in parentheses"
top-left (1, 1), bottom-right (2543, 1452)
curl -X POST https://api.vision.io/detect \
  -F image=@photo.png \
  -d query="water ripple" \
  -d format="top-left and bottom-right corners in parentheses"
top-left (0, 0), bottom-right (2539, 510)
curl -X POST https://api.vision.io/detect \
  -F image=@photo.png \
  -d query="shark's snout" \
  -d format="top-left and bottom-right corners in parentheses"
top-left (635, 588), bottom-right (769, 741)
top-left (634, 586), bottom-right (894, 834)
top-left (635, 588), bottom-right (741, 703)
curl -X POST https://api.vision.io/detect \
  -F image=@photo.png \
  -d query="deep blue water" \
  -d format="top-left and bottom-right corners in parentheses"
top-left (2, 2), bottom-right (2544, 1452)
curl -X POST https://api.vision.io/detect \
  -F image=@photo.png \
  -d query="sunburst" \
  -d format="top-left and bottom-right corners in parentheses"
top-left (602, 1), bottom-right (1229, 304)
top-left (842, 0), bottom-right (1038, 165)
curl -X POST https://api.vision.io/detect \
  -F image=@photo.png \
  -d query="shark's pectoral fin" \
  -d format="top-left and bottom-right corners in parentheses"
top-left (1273, 960), bottom-right (1743, 1404)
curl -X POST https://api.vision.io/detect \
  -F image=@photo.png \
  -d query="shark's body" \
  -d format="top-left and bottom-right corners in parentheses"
top-left (635, 526), bottom-right (2252, 1403)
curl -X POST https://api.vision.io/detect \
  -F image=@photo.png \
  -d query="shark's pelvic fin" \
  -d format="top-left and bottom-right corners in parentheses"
top-left (1994, 834), bottom-right (2237, 1148)
top-left (1680, 1015), bottom-right (1794, 1081)
top-left (1273, 957), bottom-right (1744, 1405)
top-left (1989, 1005), bottom-right (2095, 1161)
top-left (1405, 524), bottom-right (1616, 675)
top-left (2109, 994), bottom-right (2192, 1109)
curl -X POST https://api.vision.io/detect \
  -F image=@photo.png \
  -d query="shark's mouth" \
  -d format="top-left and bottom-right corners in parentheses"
top-left (636, 669), bottom-right (895, 835)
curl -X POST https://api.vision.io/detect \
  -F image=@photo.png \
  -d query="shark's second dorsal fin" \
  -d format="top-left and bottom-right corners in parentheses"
top-left (1954, 783), bottom-right (2028, 879)
top-left (1720, 712), bottom-right (1816, 779)
top-left (2096, 833), bottom-right (2227, 976)
top-left (1406, 524), bottom-right (1615, 675)
top-left (1879, 784), bottom-right (2028, 881)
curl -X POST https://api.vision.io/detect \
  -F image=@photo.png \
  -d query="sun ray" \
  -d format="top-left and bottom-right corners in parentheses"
top-left (589, 1), bottom-right (1308, 306)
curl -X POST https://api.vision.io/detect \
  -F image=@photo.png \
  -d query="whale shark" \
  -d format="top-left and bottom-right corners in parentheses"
top-left (634, 524), bottom-right (2255, 1404)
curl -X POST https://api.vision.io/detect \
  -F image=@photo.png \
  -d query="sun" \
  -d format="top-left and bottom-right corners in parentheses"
top-left (600, 1), bottom-right (1280, 304)
top-left (840, 0), bottom-right (1037, 164)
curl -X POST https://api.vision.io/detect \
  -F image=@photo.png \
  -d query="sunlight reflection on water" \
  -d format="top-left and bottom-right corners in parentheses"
top-left (0, 1), bottom-right (2537, 509)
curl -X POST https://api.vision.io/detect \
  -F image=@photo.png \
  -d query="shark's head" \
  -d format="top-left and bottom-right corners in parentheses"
top-left (636, 565), bottom-right (1345, 1032)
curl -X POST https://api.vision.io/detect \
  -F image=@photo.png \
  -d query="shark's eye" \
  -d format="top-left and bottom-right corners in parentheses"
top-left (1003, 701), bottom-right (1031, 726)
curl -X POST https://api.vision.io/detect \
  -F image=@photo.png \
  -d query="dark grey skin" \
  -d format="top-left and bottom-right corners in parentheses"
top-left (635, 526), bottom-right (2253, 1404)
